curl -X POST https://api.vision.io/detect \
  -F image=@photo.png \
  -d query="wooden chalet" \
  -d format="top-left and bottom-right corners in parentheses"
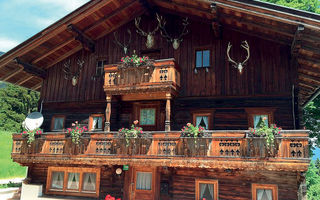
top-left (1, 0), bottom-right (320, 199)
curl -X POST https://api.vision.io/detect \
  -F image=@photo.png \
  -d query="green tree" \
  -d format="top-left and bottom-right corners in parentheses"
top-left (306, 159), bottom-right (320, 199)
top-left (0, 82), bottom-right (40, 132)
top-left (261, 0), bottom-right (320, 13)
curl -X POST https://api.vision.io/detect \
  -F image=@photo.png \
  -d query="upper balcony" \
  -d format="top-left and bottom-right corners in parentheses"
top-left (12, 130), bottom-right (310, 172)
top-left (103, 58), bottom-right (180, 101)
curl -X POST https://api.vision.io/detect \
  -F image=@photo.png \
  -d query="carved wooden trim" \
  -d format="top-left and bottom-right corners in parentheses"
top-left (252, 183), bottom-right (278, 200)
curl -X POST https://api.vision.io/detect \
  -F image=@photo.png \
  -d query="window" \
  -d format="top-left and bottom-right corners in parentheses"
top-left (196, 49), bottom-right (211, 68)
top-left (245, 108), bottom-right (275, 129)
top-left (253, 115), bottom-right (268, 128)
top-left (46, 167), bottom-right (100, 198)
top-left (193, 112), bottom-right (214, 130)
top-left (136, 172), bottom-right (152, 190)
top-left (195, 179), bottom-right (218, 200)
top-left (140, 108), bottom-right (156, 126)
top-left (51, 115), bottom-right (65, 131)
top-left (96, 60), bottom-right (107, 76)
top-left (252, 184), bottom-right (278, 200)
top-left (89, 114), bottom-right (104, 131)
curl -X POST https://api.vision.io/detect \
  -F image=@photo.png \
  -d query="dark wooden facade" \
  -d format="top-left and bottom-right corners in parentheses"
top-left (4, 0), bottom-right (320, 199)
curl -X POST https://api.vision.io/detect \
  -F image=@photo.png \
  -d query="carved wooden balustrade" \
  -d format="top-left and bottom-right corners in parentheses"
top-left (103, 58), bottom-right (180, 97)
top-left (12, 130), bottom-right (310, 171)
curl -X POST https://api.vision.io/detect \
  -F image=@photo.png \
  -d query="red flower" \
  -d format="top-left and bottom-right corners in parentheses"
top-left (23, 131), bottom-right (27, 134)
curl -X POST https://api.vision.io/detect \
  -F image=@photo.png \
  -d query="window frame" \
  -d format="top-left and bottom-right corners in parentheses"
top-left (194, 46), bottom-right (213, 69)
top-left (195, 179), bottom-right (219, 200)
top-left (139, 108), bottom-right (156, 126)
top-left (89, 114), bottom-right (105, 131)
top-left (51, 115), bottom-right (66, 131)
top-left (245, 108), bottom-right (276, 128)
top-left (252, 183), bottom-right (278, 200)
top-left (133, 102), bottom-right (161, 131)
top-left (46, 167), bottom-right (100, 198)
top-left (192, 110), bottom-right (215, 130)
top-left (95, 59), bottom-right (107, 77)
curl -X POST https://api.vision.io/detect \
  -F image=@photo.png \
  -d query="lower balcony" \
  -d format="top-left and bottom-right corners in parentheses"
top-left (12, 130), bottom-right (310, 172)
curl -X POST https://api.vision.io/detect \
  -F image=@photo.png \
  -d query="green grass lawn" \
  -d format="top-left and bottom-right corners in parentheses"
top-left (0, 131), bottom-right (26, 179)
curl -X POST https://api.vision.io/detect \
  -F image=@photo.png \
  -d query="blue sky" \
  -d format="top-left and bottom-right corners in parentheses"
top-left (0, 0), bottom-right (89, 52)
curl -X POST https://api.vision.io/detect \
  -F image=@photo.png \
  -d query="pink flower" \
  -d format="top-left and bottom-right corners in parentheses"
top-left (20, 133), bottom-right (23, 136)
top-left (187, 123), bottom-right (191, 127)
top-left (23, 131), bottom-right (27, 134)
top-left (83, 126), bottom-right (87, 131)
top-left (262, 117), bottom-right (267, 121)
top-left (133, 120), bottom-right (139, 125)
top-left (76, 127), bottom-right (79, 130)
top-left (72, 123), bottom-right (75, 127)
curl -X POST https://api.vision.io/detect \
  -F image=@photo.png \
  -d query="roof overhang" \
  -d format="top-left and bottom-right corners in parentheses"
top-left (0, 0), bottom-right (319, 106)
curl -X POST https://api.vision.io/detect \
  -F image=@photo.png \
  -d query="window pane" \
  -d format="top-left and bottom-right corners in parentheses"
top-left (196, 51), bottom-right (203, 68)
top-left (82, 173), bottom-right (96, 191)
top-left (203, 50), bottom-right (210, 67)
top-left (253, 115), bottom-right (268, 128)
top-left (53, 117), bottom-right (64, 130)
top-left (196, 116), bottom-right (209, 130)
top-left (92, 116), bottom-right (103, 130)
top-left (257, 189), bottom-right (273, 200)
top-left (51, 171), bottom-right (64, 190)
top-left (199, 183), bottom-right (214, 200)
top-left (67, 172), bottom-right (80, 190)
top-left (140, 108), bottom-right (156, 125)
top-left (136, 172), bottom-right (152, 190)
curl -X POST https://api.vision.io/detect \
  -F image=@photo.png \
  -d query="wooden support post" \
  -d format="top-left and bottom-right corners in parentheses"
top-left (105, 95), bottom-right (112, 132)
top-left (165, 93), bottom-right (171, 132)
top-left (14, 57), bottom-right (46, 79)
top-left (67, 24), bottom-right (95, 53)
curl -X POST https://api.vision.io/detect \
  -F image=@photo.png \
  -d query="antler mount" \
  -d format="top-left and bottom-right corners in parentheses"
top-left (227, 40), bottom-right (250, 74)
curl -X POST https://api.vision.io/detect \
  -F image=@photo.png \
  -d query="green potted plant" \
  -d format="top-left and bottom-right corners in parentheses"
top-left (180, 123), bottom-right (208, 155)
top-left (117, 120), bottom-right (151, 154)
top-left (20, 128), bottom-right (42, 146)
top-left (66, 121), bottom-right (87, 145)
top-left (119, 51), bottom-right (153, 69)
top-left (247, 117), bottom-right (281, 157)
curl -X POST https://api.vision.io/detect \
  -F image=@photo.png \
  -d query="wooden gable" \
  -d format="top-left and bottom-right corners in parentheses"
top-left (0, 0), bottom-right (319, 107)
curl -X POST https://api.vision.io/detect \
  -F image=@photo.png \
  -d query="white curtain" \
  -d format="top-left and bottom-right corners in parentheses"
top-left (54, 118), bottom-right (64, 130)
top-left (257, 189), bottom-right (272, 200)
top-left (92, 117), bottom-right (103, 131)
top-left (82, 173), bottom-right (96, 191)
top-left (200, 183), bottom-right (214, 200)
top-left (196, 116), bottom-right (209, 130)
top-left (136, 172), bottom-right (152, 190)
top-left (254, 115), bottom-right (268, 128)
top-left (51, 172), bottom-right (64, 189)
top-left (67, 172), bottom-right (80, 190)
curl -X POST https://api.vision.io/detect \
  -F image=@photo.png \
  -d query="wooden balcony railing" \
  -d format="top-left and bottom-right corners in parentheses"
top-left (12, 130), bottom-right (310, 171)
top-left (103, 58), bottom-right (180, 97)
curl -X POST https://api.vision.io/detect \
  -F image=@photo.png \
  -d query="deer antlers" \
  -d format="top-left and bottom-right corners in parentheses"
top-left (113, 29), bottom-right (132, 55)
top-left (63, 59), bottom-right (85, 86)
top-left (158, 15), bottom-right (189, 50)
top-left (227, 40), bottom-right (250, 74)
top-left (135, 14), bottom-right (161, 48)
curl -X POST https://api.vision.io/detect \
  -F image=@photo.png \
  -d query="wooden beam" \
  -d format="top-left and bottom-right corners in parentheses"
top-left (31, 81), bottom-right (42, 91)
top-left (0, 67), bottom-right (23, 81)
top-left (299, 66), bottom-right (320, 76)
top-left (32, 38), bottom-right (75, 64)
top-left (14, 75), bottom-right (33, 86)
top-left (14, 58), bottom-right (46, 79)
top-left (299, 73), bottom-right (320, 85)
top-left (0, 0), bottom-right (112, 69)
top-left (291, 24), bottom-right (305, 56)
top-left (46, 45), bottom-right (82, 68)
top-left (67, 24), bottom-right (95, 53)
top-left (84, 0), bottom-right (138, 34)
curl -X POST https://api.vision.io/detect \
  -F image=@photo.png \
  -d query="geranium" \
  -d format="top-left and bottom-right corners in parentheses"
top-left (66, 121), bottom-right (87, 145)
top-left (180, 123), bottom-right (204, 138)
top-left (20, 128), bottom-right (42, 145)
top-left (105, 194), bottom-right (121, 200)
top-left (248, 118), bottom-right (282, 148)
top-left (119, 51), bottom-right (153, 69)
top-left (118, 120), bottom-right (149, 146)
